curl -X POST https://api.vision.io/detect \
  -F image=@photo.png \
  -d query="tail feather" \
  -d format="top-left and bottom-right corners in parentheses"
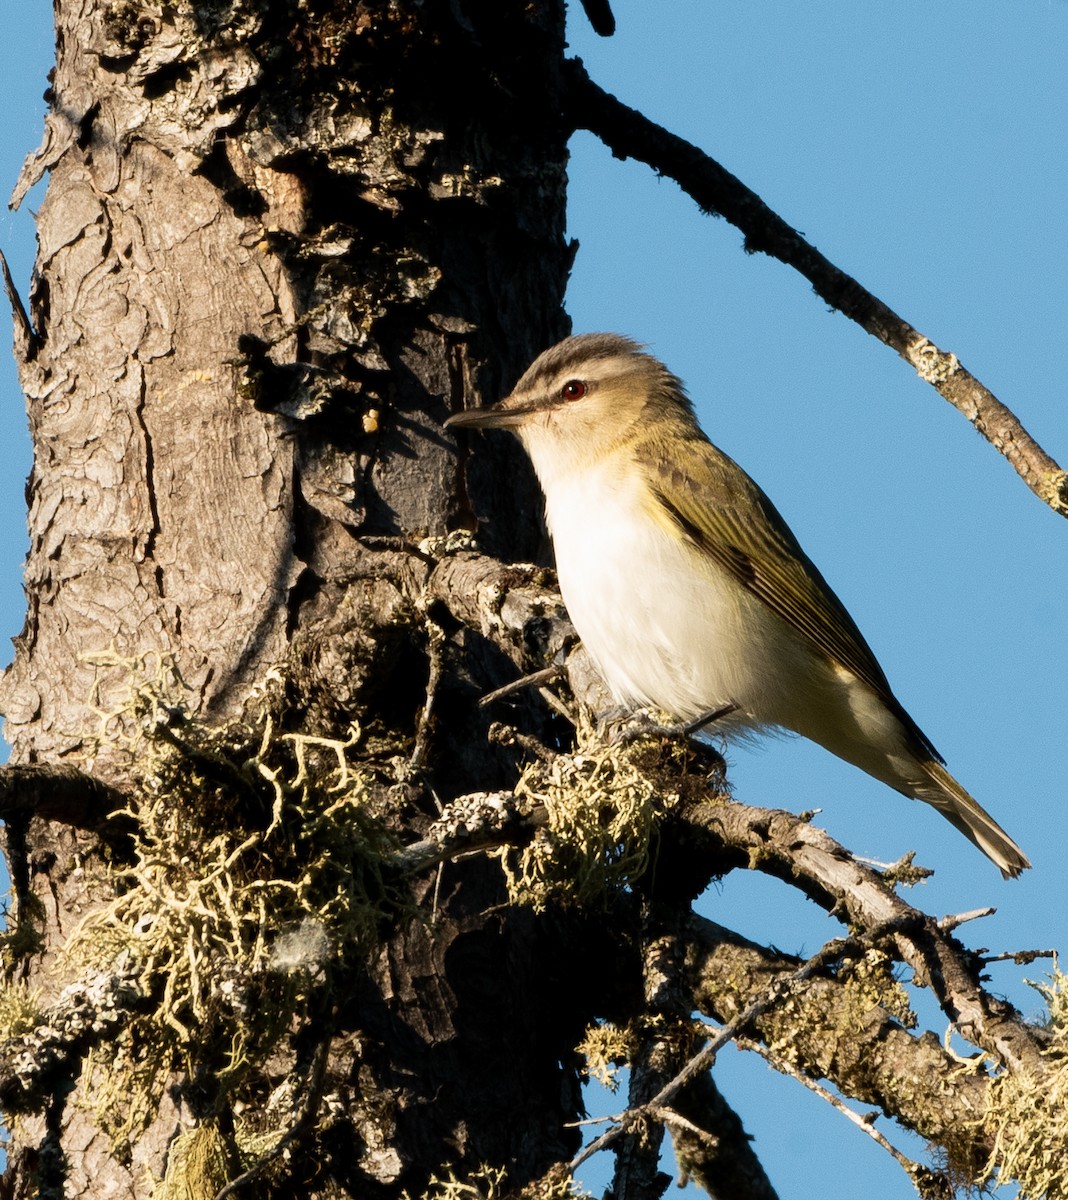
top-left (917, 760), bottom-right (1030, 879)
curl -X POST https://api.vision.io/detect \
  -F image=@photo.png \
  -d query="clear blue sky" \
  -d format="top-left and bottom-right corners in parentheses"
top-left (2, 3), bottom-right (1066, 1197)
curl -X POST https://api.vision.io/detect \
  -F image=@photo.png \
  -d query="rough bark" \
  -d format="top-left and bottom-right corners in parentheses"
top-left (0, 5), bottom-right (1062, 1200)
top-left (0, 3), bottom-right (577, 1197)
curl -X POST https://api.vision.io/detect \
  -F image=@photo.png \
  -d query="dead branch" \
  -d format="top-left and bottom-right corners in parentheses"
top-left (684, 799), bottom-right (1050, 1074)
top-left (0, 763), bottom-right (130, 842)
top-left (737, 1036), bottom-right (952, 1200)
top-left (562, 58), bottom-right (1068, 518)
top-left (684, 917), bottom-right (993, 1169)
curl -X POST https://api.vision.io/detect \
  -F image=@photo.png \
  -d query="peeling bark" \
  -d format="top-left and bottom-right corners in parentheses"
top-left (1, 4), bottom-right (576, 1197)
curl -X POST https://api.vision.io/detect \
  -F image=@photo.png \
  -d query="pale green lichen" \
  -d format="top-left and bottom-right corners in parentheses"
top-left (981, 965), bottom-right (1068, 1198)
top-left (408, 1163), bottom-right (591, 1200)
top-left (0, 980), bottom-right (42, 1042)
top-left (51, 653), bottom-right (406, 1157)
top-left (575, 1020), bottom-right (639, 1092)
top-left (154, 1122), bottom-right (237, 1200)
top-left (838, 948), bottom-right (916, 1031)
top-left (500, 734), bottom-right (679, 912)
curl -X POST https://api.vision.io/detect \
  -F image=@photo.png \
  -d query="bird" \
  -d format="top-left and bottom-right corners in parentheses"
top-left (445, 333), bottom-right (1030, 878)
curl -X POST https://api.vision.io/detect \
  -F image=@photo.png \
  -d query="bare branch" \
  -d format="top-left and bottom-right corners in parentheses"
top-left (738, 1037), bottom-right (953, 1200)
top-left (682, 799), bottom-right (1050, 1074)
top-left (0, 763), bottom-right (130, 841)
top-left (562, 58), bottom-right (1068, 518)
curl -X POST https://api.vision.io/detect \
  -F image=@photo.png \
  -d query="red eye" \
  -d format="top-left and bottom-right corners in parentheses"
top-left (560, 379), bottom-right (587, 401)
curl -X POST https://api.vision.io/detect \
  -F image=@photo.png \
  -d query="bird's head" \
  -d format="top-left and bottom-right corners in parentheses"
top-left (445, 333), bottom-right (696, 482)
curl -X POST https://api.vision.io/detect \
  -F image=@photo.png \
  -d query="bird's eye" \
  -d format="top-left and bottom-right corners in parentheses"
top-left (560, 379), bottom-right (588, 401)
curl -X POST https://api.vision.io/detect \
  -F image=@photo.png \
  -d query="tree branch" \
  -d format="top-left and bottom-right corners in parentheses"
top-left (0, 763), bottom-right (131, 843)
top-left (666, 1072), bottom-right (780, 1200)
top-left (737, 1037), bottom-right (952, 1200)
top-left (684, 917), bottom-right (993, 1176)
top-left (609, 908), bottom-right (690, 1200)
top-left (683, 799), bottom-right (1049, 1074)
top-left (562, 58), bottom-right (1068, 518)
top-left (0, 965), bottom-right (150, 1115)
top-left (571, 936), bottom-right (857, 1175)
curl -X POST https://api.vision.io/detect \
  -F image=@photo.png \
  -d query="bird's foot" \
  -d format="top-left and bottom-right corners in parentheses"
top-left (597, 703), bottom-right (739, 746)
top-left (684, 703), bottom-right (740, 735)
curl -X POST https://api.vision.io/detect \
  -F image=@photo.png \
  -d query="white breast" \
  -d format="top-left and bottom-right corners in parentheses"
top-left (540, 458), bottom-right (818, 731)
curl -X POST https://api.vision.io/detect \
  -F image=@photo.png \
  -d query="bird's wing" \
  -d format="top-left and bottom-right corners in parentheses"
top-left (645, 432), bottom-right (942, 762)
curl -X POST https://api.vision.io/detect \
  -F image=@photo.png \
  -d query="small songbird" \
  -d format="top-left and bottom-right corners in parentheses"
top-left (446, 333), bottom-right (1030, 877)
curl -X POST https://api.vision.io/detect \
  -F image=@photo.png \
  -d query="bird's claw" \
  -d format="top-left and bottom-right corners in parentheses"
top-left (597, 702), bottom-right (738, 746)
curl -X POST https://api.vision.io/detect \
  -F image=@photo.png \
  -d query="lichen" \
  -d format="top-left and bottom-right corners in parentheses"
top-left (576, 1020), bottom-right (639, 1092)
top-left (980, 965), bottom-right (1068, 1198)
top-left (154, 1121), bottom-right (236, 1200)
top-left (500, 733), bottom-right (678, 912)
top-left (56, 652), bottom-right (408, 1155)
top-left (409, 1163), bottom-right (591, 1200)
top-left (0, 980), bottom-right (42, 1042)
top-left (837, 948), bottom-right (916, 1031)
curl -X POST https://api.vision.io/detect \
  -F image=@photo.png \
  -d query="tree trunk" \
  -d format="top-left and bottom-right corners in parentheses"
top-left (0, 3), bottom-right (580, 1196)
top-left (3, 6), bottom-right (1061, 1200)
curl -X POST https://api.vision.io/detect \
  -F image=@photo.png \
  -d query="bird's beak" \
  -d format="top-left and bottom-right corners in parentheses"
top-left (445, 394), bottom-right (545, 431)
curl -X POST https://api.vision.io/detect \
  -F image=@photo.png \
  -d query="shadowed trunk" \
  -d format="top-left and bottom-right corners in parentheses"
top-left (0, 4), bottom-right (581, 1196)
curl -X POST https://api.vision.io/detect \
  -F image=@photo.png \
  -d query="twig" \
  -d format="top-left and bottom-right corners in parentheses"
top-left (410, 617), bottom-right (446, 771)
top-left (487, 721), bottom-right (557, 763)
top-left (737, 1035), bottom-right (950, 1197)
top-left (648, 1106), bottom-right (717, 1148)
top-left (570, 936), bottom-right (857, 1172)
top-left (478, 665), bottom-right (564, 708)
top-left (563, 59), bottom-right (1068, 518)
top-left (980, 948), bottom-right (1056, 966)
top-left (215, 1027), bottom-right (334, 1200)
top-left (938, 907), bottom-right (996, 931)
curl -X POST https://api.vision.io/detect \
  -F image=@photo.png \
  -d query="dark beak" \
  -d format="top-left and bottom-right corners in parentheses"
top-left (444, 396), bottom-right (541, 431)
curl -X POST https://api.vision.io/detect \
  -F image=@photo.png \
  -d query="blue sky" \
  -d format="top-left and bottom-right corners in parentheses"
top-left (2, 3), bottom-right (1067, 1197)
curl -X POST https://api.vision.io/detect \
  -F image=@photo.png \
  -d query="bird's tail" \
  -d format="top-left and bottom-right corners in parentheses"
top-left (916, 760), bottom-right (1030, 879)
